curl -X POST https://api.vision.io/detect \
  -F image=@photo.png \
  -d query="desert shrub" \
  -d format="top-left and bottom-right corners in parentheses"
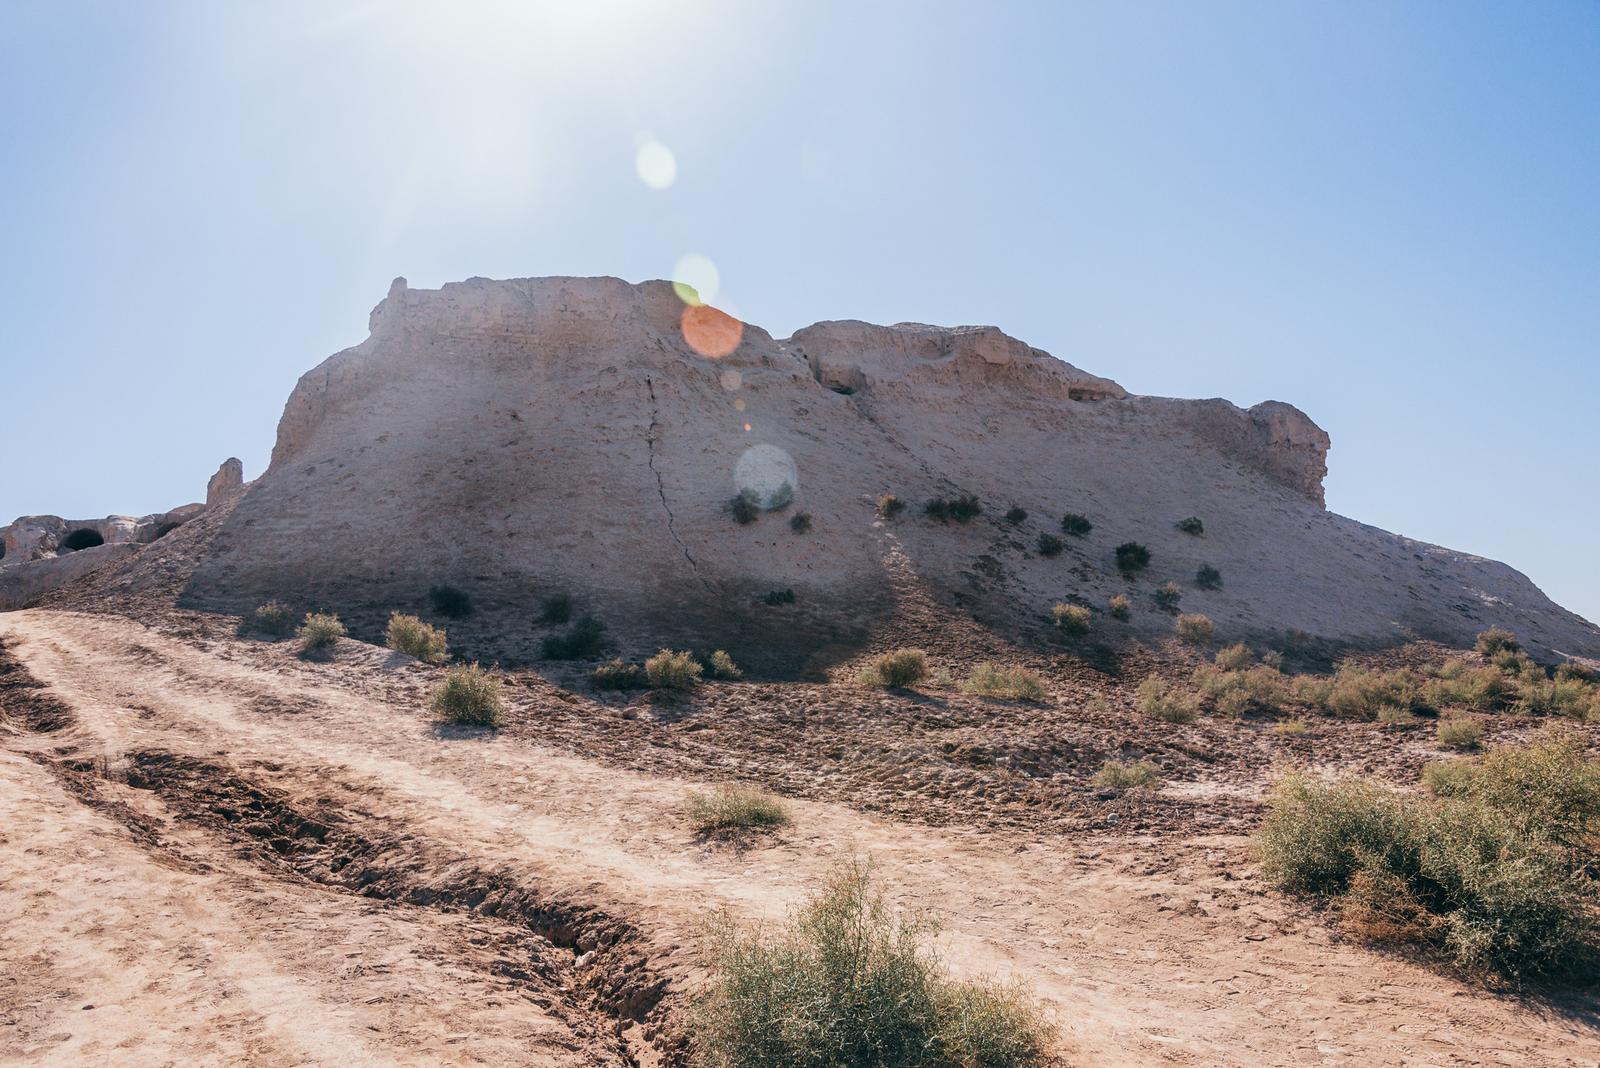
top-left (1423, 660), bottom-right (1510, 713)
top-left (646, 649), bottom-right (703, 690)
top-left (1493, 649), bottom-right (1541, 676)
top-left (1153, 582), bottom-right (1182, 609)
top-left (1475, 627), bottom-right (1520, 657)
top-left (1320, 665), bottom-right (1423, 720)
top-left (431, 663), bottom-right (503, 726)
top-left (948, 495), bottom-right (982, 522)
top-left (1437, 718), bottom-right (1484, 751)
top-left (1114, 541), bottom-right (1150, 574)
top-left (591, 658), bottom-right (647, 690)
top-left (1138, 677), bottom-right (1199, 723)
top-left (251, 601), bottom-right (297, 636)
top-left (1175, 516), bottom-right (1204, 536)
top-left (858, 648), bottom-right (929, 688)
top-left (58, 528), bottom-right (104, 552)
top-left (1214, 643), bottom-right (1253, 671)
top-left (924, 498), bottom-right (949, 520)
top-left (1060, 513), bottom-right (1092, 537)
top-left (1004, 506), bottom-right (1027, 524)
top-left (539, 593), bottom-right (572, 625)
top-left (701, 649), bottom-right (743, 680)
top-left (1093, 759), bottom-right (1161, 791)
top-left (1421, 758), bottom-right (1477, 798)
top-left (298, 612), bottom-right (345, 652)
top-left (731, 490), bottom-right (761, 525)
top-left (1425, 737), bottom-right (1600, 849)
top-left (385, 613), bottom-right (448, 663)
top-left (1261, 650), bottom-right (1285, 670)
top-left (541, 615), bottom-right (607, 660)
top-left (1035, 533), bottom-right (1063, 558)
top-left (962, 663), bottom-right (1046, 702)
top-left (1515, 672), bottom-right (1593, 717)
top-left (1196, 664), bottom-right (1285, 716)
top-left (1260, 753), bottom-right (1600, 983)
top-left (1052, 603), bottom-right (1090, 635)
top-left (1555, 661), bottom-right (1597, 684)
top-left (428, 584), bottom-right (472, 618)
top-left (1175, 613), bottom-right (1213, 643)
top-left (789, 512), bottom-right (812, 533)
top-left (762, 588), bottom-right (796, 606)
top-left (685, 784), bottom-right (791, 835)
top-left (1195, 565), bottom-right (1223, 590)
top-left (1274, 718), bottom-right (1309, 737)
top-left (1107, 594), bottom-right (1131, 620)
top-left (877, 494), bottom-right (905, 519)
top-left (692, 859), bottom-right (1049, 1068)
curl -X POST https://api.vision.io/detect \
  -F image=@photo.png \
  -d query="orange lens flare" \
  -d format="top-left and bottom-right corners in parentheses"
top-left (680, 303), bottom-right (743, 359)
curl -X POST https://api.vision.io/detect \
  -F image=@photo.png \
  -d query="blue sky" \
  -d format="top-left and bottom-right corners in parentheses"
top-left (2, 1), bottom-right (1596, 624)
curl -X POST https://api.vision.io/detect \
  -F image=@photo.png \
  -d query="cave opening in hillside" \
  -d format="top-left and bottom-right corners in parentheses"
top-left (59, 528), bottom-right (104, 552)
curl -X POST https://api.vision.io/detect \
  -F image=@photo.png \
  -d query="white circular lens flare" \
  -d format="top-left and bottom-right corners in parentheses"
top-left (734, 444), bottom-right (798, 510)
top-left (635, 140), bottom-right (676, 190)
top-left (719, 369), bottom-right (742, 391)
top-left (671, 252), bottom-right (719, 305)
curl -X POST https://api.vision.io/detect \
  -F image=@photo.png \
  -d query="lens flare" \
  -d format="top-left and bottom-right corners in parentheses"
top-left (671, 252), bottom-right (719, 305)
top-left (634, 139), bottom-right (676, 190)
top-left (680, 302), bottom-right (743, 358)
top-left (734, 443), bottom-right (797, 509)
top-left (719, 369), bottom-right (742, 391)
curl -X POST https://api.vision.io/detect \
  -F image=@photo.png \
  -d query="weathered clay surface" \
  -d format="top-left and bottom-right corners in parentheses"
top-left (24, 275), bottom-right (1600, 667)
top-left (0, 542), bottom-right (137, 610)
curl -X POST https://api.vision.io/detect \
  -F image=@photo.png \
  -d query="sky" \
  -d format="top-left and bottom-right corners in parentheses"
top-left (2, 1), bottom-right (1596, 624)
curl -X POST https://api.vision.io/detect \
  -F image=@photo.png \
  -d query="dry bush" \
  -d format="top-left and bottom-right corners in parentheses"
top-left (1175, 613), bottom-right (1213, 643)
top-left (591, 658), bottom-right (647, 690)
top-left (1060, 513), bottom-right (1093, 537)
top-left (1436, 718), bottom-right (1484, 751)
top-left (1315, 665), bottom-right (1422, 720)
top-left (1273, 718), bottom-right (1309, 737)
top-left (1092, 759), bottom-right (1162, 791)
top-left (1423, 660), bottom-right (1510, 713)
top-left (731, 490), bottom-right (761, 525)
top-left (428, 584), bottom-right (473, 618)
top-left (685, 784), bottom-right (790, 835)
top-left (1195, 565), bottom-right (1223, 590)
top-left (858, 649), bottom-right (930, 689)
top-left (1175, 516), bottom-right (1204, 536)
top-left (1052, 603), bottom-right (1090, 635)
top-left (962, 663), bottom-right (1046, 703)
top-left (1515, 672), bottom-right (1594, 717)
top-left (1475, 627), bottom-right (1520, 657)
top-left (542, 616), bottom-right (607, 660)
top-left (1555, 662), bottom-right (1597, 684)
top-left (1035, 533), bottom-right (1064, 558)
top-left (1138, 677), bottom-right (1200, 723)
top-left (251, 601), bottom-right (297, 636)
top-left (1214, 643), bottom-right (1253, 671)
top-left (877, 494), bottom-right (906, 519)
top-left (297, 612), bottom-right (345, 653)
top-left (385, 613), bottom-right (448, 663)
top-left (1196, 665), bottom-right (1285, 716)
top-left (1107, 594), bottom-right (1131, 620)
top-left (1153, 582), bottom-right (1183, 609)
top-left (539, 593), bottom-right (572, 625)
top-left (701, 649), bottom-right (743, 680)
top-left (646, 649), bottom-right (703, 690)
top-left (789, 512), bottom-right (812, 533)
top-left (692, 860), bottom-right (1049, 1068)
top-left (1004, 506), bottom-right (1028, 524)
top-left (1114, 541), bottom-right (1150, 574)
top-left (431, 663), bottom-right (503, 726)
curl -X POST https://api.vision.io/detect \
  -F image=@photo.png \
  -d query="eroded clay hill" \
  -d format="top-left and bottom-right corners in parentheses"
top-left (61, 276), bottom-right (1600, 670)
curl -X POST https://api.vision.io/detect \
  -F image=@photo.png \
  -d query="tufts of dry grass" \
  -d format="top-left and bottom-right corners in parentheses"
top-left (431, 663), bottom-right (504, 727)
top-left (1175, 613), bottom-right (1213, 643)
top-left (297, 612), bottom-right (345, 653)
top-left (962, 663), bottom-right (1047, 703)
top-left (1093, 759), bottom-right (1162, 791)
top-left (1052, 603), bottom-right (1091, 635)
top-left (685, 784), bottom-right (791, 836)
top-left (858, 648), bottom-right (930, 689)
top-left (646, 649), bottom-right (703, 690)
top-left (385, 613), bottom-right (448, 664)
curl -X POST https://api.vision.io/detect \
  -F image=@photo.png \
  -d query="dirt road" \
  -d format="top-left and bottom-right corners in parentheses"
top-left (3, 609), bottom-right (1596, 1066)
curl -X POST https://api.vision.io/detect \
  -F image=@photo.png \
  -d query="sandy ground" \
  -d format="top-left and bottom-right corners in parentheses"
top-left (3, 608), bottom-right (1598, 1066)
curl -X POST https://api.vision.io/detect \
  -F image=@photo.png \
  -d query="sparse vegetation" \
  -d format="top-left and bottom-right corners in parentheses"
top-left (926, 495), bottom-right (982, 523)
top-left (1315, 665), bottom-right (1423, 720)
top-left (428, 585), bottom-right (472, 618)
top-left (1093, 759), bottom-right (1162, 791)
top-left (1274, 718), bottom-right (1309, 737)
top-left (1114, 541), bottom-right (1150, 574)
top-left (1060, 513), bottom-right (1093, 537)
top-left (1437, 718), bottom-right (1484, 751)
top-left (685, 784), bottom-right (791, 836)
top-left (1423, 660), bottom-right (1510, 713)
top-left (877, 494), bottom-right (906, 519)
top-left (762, 588), bottom-right (796, 606)
top-left (1475, 627), bottom-right (1520, 657)
top-left (297, 612), bottom-right (345, 653)
top-left (431, 663), bottom-right (504, 726)
top-left (251, 601), bottom-right (297, 636)
top-left (1514, 671), bottom-right (1593, 717)
top-left (731, 490), bottom-right (761, 525)
top-left (1153, 582), bottom-right (1182, 609)
top-left (646, 649), bottom-right (703, 690)
top-left (58, 528), bottom-right (104, 552)
top-left (539, 593), bottom-right (572, 625)
top-left (1259, 739), bottom-right (1600, 983)
top-left (541, 615), bottom-right (607, 660)
top-left (1138, 677), bottom-right (1200, 723)
top-left (385, 613), bottom-right (448, 663)
top-left (692, 859), bottom-right (1049, 1068)
top-left (1004, 506), bottom-right (1027, 524)
top-left (858, 648), bottom-right (930, 688)
top-left (789, 512), bottom-right (812, 533)
top-left (1035, 532), bottom-right (1063, 557)
top-left (963, 663), bottom-right (1046, 702)
top-left (1108, 594), bottom-right (1131, 620)
top-left (1175, 613), bottom-right (1213, 643)
top-left (1195, 664), bottom-right (1286, 716)
top-left (1195, 565), bottom-right (1223, 590)
top-left (1176, 516), bottom-right (1204, 536)
top-left (591, 658), bottom-right (647, 690)
top-left (701, 649), bottom-right (743, 680)
top-left (1052, 603), bottom-right (1090, 635)
top-left (1214, 643), bottom-right (1253, 671)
